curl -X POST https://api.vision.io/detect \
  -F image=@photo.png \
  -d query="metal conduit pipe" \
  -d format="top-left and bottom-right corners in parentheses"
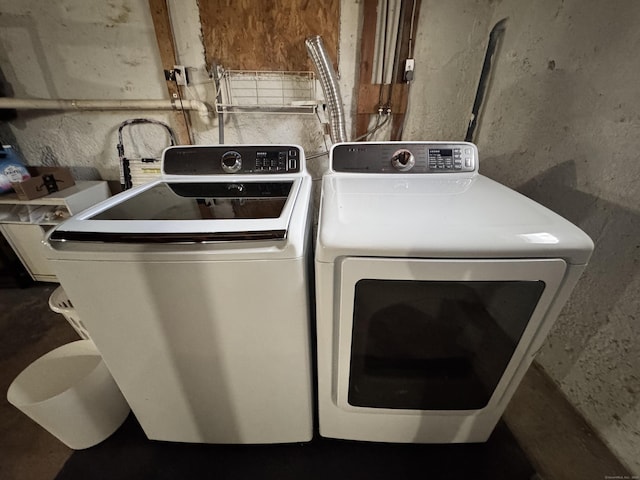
top-left (305, 35), bottom-right (348, 143)
top-left (0, 98), bottom-right (212, 124)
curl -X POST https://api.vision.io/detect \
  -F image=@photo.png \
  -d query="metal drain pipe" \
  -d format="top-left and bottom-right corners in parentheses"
top-left (0, 98), bottom-right (212, 124)
top-left (465, 18), bottom-right (507, 143)
top-left (305, 35), bottom-right (348, 143)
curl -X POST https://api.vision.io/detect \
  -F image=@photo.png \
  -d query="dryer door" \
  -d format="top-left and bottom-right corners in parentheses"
top-left (335, 257), bottom-right (566, 412)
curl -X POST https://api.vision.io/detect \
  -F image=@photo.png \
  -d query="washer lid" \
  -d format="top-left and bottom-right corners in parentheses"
top-left (48, 178), bottom-right (303, 244)
top-left (316, 174), bottom-right (594, 264)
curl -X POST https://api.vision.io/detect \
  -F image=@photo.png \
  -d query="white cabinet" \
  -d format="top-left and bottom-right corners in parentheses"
top-left (0, 181), bottom-right (110, 282)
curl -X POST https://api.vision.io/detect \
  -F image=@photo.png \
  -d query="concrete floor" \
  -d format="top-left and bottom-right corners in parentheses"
top-left (0, 283), bottom-right (77, 480)
top-left (0, 283), bottom-right (632, 480)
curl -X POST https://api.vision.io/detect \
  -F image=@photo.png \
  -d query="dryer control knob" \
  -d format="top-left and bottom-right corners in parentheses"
top-left (221, 151), bottom-right (242, 173)
top-left (390, 149), bottom-right (415, 172)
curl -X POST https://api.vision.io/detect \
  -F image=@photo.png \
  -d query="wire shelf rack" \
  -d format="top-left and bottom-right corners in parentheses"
top-left (215, 70), bottom-right (317, 114)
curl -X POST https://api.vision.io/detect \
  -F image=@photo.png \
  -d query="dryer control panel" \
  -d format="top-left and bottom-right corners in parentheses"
top-left (331, 142), bottom-right (478, 174)
top-left (163, 145), bottom-right (302, 175)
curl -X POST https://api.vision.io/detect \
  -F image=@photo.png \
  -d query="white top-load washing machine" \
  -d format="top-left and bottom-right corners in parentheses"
top-left (315, 141), bottom-right (594, 443)
top-left (45, 145), bottom-right (314, 444)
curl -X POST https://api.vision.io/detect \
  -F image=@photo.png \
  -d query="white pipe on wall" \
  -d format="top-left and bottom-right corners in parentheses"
top-left (0, 98), bottom-right (212, 124)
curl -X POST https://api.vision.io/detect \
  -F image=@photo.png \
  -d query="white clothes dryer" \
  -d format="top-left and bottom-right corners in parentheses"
top-left (46, 145), bottom-right (314, 444)
top-left (315, 141), bottom-right (593, 443)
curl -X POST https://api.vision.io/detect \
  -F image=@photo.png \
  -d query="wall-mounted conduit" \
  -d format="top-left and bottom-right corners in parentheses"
top-left (465, 18), bottom-right (508, 143)
top-left (355, 0), bottom-right (421, 141)
top-left (0, 98), bottom-right (212, 126)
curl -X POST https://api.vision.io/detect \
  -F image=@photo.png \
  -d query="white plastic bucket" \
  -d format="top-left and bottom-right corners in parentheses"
top-left (7, 340), bottom-right (130, 449)
top-left (48, 286), bottom-right (91, 341)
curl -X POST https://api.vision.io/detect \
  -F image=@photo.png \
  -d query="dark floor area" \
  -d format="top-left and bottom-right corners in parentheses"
top-left (0, 283), bottom-right (633, 480)
top-left (0, 283), bottom-right (78, 480)
top-left (56, 415), bottom-right (535, 480)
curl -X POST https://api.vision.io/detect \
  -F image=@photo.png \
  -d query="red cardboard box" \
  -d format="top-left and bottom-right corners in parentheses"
top-left (11, 167), bottom-right (75, 200)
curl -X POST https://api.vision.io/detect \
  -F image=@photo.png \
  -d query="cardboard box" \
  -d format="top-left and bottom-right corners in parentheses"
top-left (11, 167), bottom-right (75, 200)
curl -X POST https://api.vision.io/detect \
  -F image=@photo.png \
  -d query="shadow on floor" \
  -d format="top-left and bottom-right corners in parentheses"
top-left (56, 414), bottom-right (537, 480)
top-left (0, 283), bottom-right (79, 480)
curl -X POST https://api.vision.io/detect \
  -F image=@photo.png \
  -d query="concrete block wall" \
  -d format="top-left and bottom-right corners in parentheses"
top-left (476, 1), bottom-right (640, 472)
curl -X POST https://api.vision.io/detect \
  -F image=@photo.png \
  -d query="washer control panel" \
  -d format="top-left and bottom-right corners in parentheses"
top-left (332, 142), bottom-right (477, 174)
top-left (163, 145), bottom-right (302, 175)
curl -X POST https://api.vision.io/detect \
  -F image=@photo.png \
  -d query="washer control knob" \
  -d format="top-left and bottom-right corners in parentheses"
top-left (390, 149), bottom-right (415, 172)
top-left (221, 151), bottom-right (242, 173)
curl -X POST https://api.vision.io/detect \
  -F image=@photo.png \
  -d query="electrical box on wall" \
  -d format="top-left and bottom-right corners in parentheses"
top-left (404, 59), bottom-right (415, 82)
top-left (173, 65), bottom-right (188, 86)
top-left (164, 66), bottom-right (189, 86)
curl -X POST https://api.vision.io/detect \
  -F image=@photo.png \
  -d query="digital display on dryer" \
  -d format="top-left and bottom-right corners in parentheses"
top-left (430, 149), bottom-right (453, 157)
top-left (428, 148), bottom-right (457, 170)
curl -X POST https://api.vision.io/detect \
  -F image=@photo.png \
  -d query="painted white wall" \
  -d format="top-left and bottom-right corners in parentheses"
top-left (0, 0), bottom-right (331, 183)
top-left (0, 0), bottom-right (638, 473)
top-left (0, 0), bottom-right (172, 181)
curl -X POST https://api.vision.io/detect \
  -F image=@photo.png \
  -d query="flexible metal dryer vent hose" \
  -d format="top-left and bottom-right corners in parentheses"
top-left (305, 35), bottom-right (348, 143)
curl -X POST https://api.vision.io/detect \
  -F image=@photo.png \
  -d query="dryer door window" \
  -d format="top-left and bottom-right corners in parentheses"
top-left (335, 258), bottom-right (567, 412)
top-left (348, 279), bottom-right (544, 410)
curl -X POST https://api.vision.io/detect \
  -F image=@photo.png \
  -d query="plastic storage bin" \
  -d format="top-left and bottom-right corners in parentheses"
top-left (7, 340), bottom-right (130, 449)
top-left (49, 286), bottom-right (91, 340)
